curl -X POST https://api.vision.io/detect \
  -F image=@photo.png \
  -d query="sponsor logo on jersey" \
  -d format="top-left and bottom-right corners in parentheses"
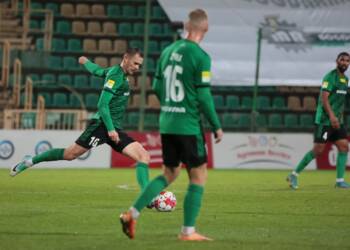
top-left (322, 81), bottom-right (328, 88)
top-left (105, 79), bottom-right (115, 88)
top-left (202, 71), bottom-right (211, 83)
top-left (124, 92), bottom-right (130, 96)
top-left (161, 106), bottom-right (186, 113)
top-left (336, 90), bottom-right (347, 94)
top-left (340, 78), bottom-right (347, 84)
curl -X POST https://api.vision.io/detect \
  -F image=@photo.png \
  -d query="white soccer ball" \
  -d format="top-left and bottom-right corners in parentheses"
top-left (153, 191), bottom-right (176, 212)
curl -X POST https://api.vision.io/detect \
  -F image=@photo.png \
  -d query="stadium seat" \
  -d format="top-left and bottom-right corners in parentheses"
top-left (256, 114), bottom-right (267, 127)
top-left (272, 96), bottom-right (286, 109)
top-left (163, 24), bottom-right (173, 36)
top-left (119, 23), bottom-right (133, 35)
top-left (35, 38), bottom-right (44, 50)
top-left (90, 76), bottom-right (103, 89)
top-left (87, 21), bottom-right (102, 34)
top-left (226, 95), bottom-right (239, 110)
top-left (129, 40), bottom-right (143, 50)
top-left (63, 56), bottom-right (78, 70)
top-left (238, 113), bottom-right (251, 128)
top-left (83, 39), bottom-right (97, 52)
top-left (222, 113), bottom-right (239, 128)
top-left (129, 94), bottom-right (140, 108)
top-left (144, 113), bottom-right (159, 129)
top-left (21, 112), bottom-right (36, 129)
top-left (55, 20), bottom-right (71, 34)
top-left (61, 3), bottom-right (74, 17)
top-left (85, 93), bottom-right (99, 109)
top-left (72, 21), bottom-right (85, 34)
top-left (58, 74), bottom-right (72, 86)
top-left (299, 114), bottom-right (314, 128)
top-left (136, 75), bottom-right (151, 90)
top-left (91, 4), bottom-right (105, 17)
top-left (30, 2), bottom-right (43, 10)
top-left (134, 23), bottom-right (144, 35)
top-left (67, 39), bottom-right (82, 52)
top-left (45, 3), bottom-right (59, 16)
top-left (94, 57), bottom-right (108, 68)
top-left (147, 94), bottom-right (160, 109)
top-left (114, 40), bottom-right (127, 53)
top-left (122, 5), bottom-right (137, 18)
top-left (303, 96), bottom-right (317, 111)
top-left (47, 56), bottom-right (62, 69)
top-left (98, 39), bottom-right (113, 52)
top-left (69, 93), bottom-right (82, 108)
top-left (147, 58), bottom-right (155, 71)
top-left (152, 6), bottom-right (166, 19)
top-left (76, 4), bottom-right (90, 16)
top-left (285, 114), bottom-right (298, 128)
top-left (74, 75), bottom-right (89, 89)
top-left (28, 73), bottom-right (40, 82)
top-left (213, 95), bottom-right (225, 109)
top-left (149, 23), bottom-right (162, 36)
top-left (41, 73), bottom-right (56, 84)
top-left (287, 96), bottom-right (302, 111)
top-left (30, 20), bottom-right (39, 29)
top-left (268, 114), bottom-right (283, 128)
top-left (241, 96), bottom-right (252, 109)
top-left (110, 57), bottom-right (122, 65)
top-left (103, 22), bottom-right (117, 35)
top-left (53, 93), bottom-right (68, 108)
top-left (148, 40), bottom-right (159, 53)
top-left (37, 92), bottom-right (52, 107)
top-left (128, 112), bottom-right (139, 127)
top-left (137, 6), bottom-right (145, 18)
top-left (256, 95), bottom-right (271, 110)
top-left (52, 38), bottom-right (66, 52)
top-left (107, 4), bottom-right (121, 17)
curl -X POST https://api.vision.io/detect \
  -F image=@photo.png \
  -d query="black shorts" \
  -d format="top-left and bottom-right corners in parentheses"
top-left (161, 133), bottom-right (207, 168)
top-left (76, 119), bottom-right (135, 153)
top-left (314, 124), bottom-right (347, 143)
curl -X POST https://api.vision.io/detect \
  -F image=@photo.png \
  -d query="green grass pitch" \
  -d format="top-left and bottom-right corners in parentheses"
top-left (1, 168), bottom-right (350, 250)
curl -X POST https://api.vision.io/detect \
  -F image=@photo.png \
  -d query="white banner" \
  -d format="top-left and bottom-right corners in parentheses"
top-left (213, 133), bottom-right (316, 169)
top-left (0, 130), bottom-right (111, 168)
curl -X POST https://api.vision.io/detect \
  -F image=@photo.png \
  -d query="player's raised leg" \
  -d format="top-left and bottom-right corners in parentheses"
top-left (10, 144), bottom-right (88, 177)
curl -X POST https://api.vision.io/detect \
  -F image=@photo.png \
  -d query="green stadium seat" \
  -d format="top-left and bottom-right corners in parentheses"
top-left (21, 112), bottom-right (36, 129)
top-left (85, 93), bottom-right (99, 109)
top-left (137, 6), bottom-right (145, 18)
top-left (35, 38), bottom-right (44, 50)
top-left (53, 93), bottom-right (68, 108)
top-left (257, 96), bottom-right (271, 110)
top-left (122, 5), bottom-right (137, 18)
top-left (160, 41), bottom-right (171, 51)
top-left (147, 58), bottom-right (155, 71)
top-left (31, 2), bottom-right (43, 9)
top-left (69, 93), bottom-right (82, 108)
top-left (37, 92), bottom-right (52, 107)
top-left (129, 40), bottom-right (143, 49)
top-left (149, 23), bottom-right (162, 35)
top-left (74, 75), bottom-right (89, 89)
top-left (285, 114), bottom-right (298, 128)
top-left (41, 73), bottom-right (56, 84)
top-left (226, 95), bottom-right (239, 109)
top-left (30, 20), bottom-right (39, 29)
top-left (144, 113), bottom-right (158, 129)
top-left (107, 5), bottom-right (121, 17)
top-left (46, 3), bottom-right (59, 15)
top-left (238, 113), bottom-right (251, 128)
top-left (268, 113), bottom-right (283, 128)
top-left (256, 114), bottom-right (267, 127)
top-left (28, 73), bottom-right (40, 82)
top-left (63, 56), bottom-right (79, 70)
top-left (148, 40), bottom-right (158, 53)
top-left (128, 112), bottom-right (139, 127)
top-left (222, 113), bottom-right (239, 128)
top-left (48, 56), bottom-right (62, 70)
top-left (133, 23), bottom-right (144, 35)
top-left (55, 20), bottom-right (71, 34)
top-left (90, 76), bottom-right (103, 89)
top-left (163, 24), bottom-right (173, 36)
top-left (52, 38), bottom-right (66, 52)
top-left (299, 114), bottom-right (314, 128)
top-left (58, 74), bottom-right (72, 86)
top-left (67, 39), bottom-right (82, 52)
top-left (241, 96), bottom-right (252, 109)
top-left (272, 96), bottom-right (286, 109)
top-left (152, 6), bottom-right (166, 19)
top-left (213, 95), bottom-right (225, 109)
top-left (118, 23), bottom-right (133, 35)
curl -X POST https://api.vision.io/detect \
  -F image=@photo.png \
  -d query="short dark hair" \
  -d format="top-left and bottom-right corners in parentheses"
top-left (125, 47), bottom-right (143, 57)
top-left (336, 52), bottom-right (350, 60)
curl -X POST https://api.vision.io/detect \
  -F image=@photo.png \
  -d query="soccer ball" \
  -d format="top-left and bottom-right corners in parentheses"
top-left (153, 191), bottom-right (176, 212)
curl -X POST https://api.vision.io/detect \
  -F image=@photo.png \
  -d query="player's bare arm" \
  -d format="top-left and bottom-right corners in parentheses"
top-left (322, 91), bottom-right (339, 129)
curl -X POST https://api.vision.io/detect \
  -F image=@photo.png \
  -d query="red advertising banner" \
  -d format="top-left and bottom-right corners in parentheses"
top-left (316, 137), bottom-right (350, 170)
top-left (111, 131), bottom-right (213, 168)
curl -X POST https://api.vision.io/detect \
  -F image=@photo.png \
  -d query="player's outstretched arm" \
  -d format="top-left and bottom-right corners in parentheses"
top-left (79, 56), bottom-right (108, 77)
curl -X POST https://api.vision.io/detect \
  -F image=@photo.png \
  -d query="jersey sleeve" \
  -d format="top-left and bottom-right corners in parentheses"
top-left (321, 73), bottom-right (334, 92)
top-left (84, 60), bottom-right (109, 77)
top-left (195, 53), bottom-right (211, 88)
top-left (102, 72), bottom-right (123, 94)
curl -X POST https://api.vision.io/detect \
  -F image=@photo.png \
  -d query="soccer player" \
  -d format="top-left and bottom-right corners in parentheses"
top-left (10, 48), bottom-right (150, 191)
top-left (120, 9), bottom-right (223, 241)
top-left (287, 52), bottom-right (350, 189)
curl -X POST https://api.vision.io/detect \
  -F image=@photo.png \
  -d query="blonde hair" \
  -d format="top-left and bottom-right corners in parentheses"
top-left (186, 9), bottom-right (208, 32)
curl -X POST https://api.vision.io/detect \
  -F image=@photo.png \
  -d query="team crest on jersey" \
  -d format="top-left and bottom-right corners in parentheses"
top-left (340, 78), bottom-right (347, 84)
top-left (105, 79), bottom-right (115, 88)
top-left (202, 71), bottom-right (211, 83)
top-left (322, 81), bottom-right (328, 88)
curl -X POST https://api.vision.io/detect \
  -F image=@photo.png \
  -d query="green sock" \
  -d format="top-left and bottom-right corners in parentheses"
top-left (336, 152), bottom-right (348, 179)
top-left (133, 175), bottom-right (168, 212)
top-left (32, 148), bottom-right (65, 164)
top-left (136, 162), bottom-right (149, 190)
top-left (295, 150), bottom-right (315, 174)
top-left (183, 183), bottom-right (204, 227)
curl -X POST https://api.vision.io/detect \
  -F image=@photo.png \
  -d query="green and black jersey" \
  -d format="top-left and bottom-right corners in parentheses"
top-left (84, 60), bottom-right (130, 131)
top-left (315, 69), bottom-right (349, 125)
top-left (153, 39), bottom-right (221, 135)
